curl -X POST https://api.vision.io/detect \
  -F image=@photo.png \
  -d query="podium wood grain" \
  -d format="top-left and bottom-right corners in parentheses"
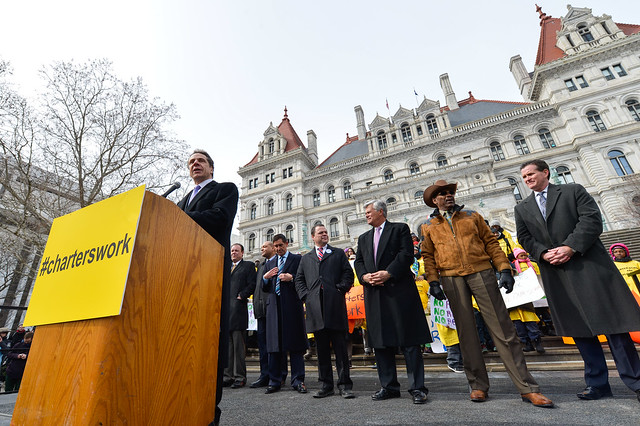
top-left (12, 191), bottom-right (224, 425)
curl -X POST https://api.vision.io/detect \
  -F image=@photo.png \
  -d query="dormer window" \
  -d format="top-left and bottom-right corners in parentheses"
top-left (377, 131), bottom-right (388, 150)
top-left (577, 24), bottom-right (594, 42)
top-left (401, 124), bottom-right (412, 143)
top-left (426, 115), bottom-right (439, 134)
top-left (268, 138), bottom-right (275, 153)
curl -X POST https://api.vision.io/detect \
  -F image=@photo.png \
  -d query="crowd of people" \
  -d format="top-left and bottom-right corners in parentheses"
top-left (0, 325), bottom-right (34, 392)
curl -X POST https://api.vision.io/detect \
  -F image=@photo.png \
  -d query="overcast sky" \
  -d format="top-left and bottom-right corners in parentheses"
top-left (2, 1), bottom-right (639, 190)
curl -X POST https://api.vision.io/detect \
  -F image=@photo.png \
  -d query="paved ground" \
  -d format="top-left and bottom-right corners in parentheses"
top-left (1, 367), bottom-right (638, 425)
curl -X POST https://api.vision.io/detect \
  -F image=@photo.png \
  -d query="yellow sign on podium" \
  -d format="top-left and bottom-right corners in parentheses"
top-left (24, 185), bottom-right (146, 326)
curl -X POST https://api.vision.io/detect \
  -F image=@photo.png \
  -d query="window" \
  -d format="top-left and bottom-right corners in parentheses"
top-left (383, 169), bottom-right (394, 182)
top-left (268, 138), bottom-right (275, 153)
top-left (566, 34), bottom-right (575, 47)
top-left (513, 135), bottom-right (530, 155)
top-left (391, 133), bottom-right (398, 143)
top-left (601, 22), bottom-right (611, 35)
top-left (555, 166), bottom-right (574, 184)
top-left (410, 162), bottom-right (420, 175)
top-left (416, 125), bottom-right (423, 136)
top-left (250, 203), bottom-right (257, 220)
top-left (577, 24), bottom-right (594, 42)
top-left (266, 199), bottom-right (274, 215)
top-left (613, 64), bottom-right (627, 77)
top-left (565, 79), bottom-right (577, 92)
top-left (436, 155), bottom-right (448, 167)
top-left (285, 224), bottom-right (294, 243)
top-left (285, 194), bottom-right (293, 211)
top-left (576, 75), bottom-right (589, 88)
top-left (377, 131), bottom-right (388, 150)
top-left (248, 233), bottom-right (256, 251)
top-left (490, 142), bottom-right (505, 161)
top-left (265, 172), bottom-right (275, 184)
top-left (282, 167), bottom-right (293, 179)
top-left (609, 150), bottom-right (634, 176)
top-left (538, 128), bottom-right (556, 149)
top-left (601, 67), bottom-right (615, 80)
top-left (266, 229), bottom-right (274, 241)
top-left (343, 181), bottom-right (352, 199)
top-left (414, 190), bottom-right (423, 200)
top-left (329, 217), bottom-right (339, 238)
top-left (386, 197), bottom-right (397, 206)
top-left (312, 190), bottom-right (320, 207)
top-left (586, 110), bottom-right (606, 132)
top-left (401, 124), bottom-right (412, 142)
top-left (253, 178), bottom-right (258, 188)
top-left (426, 115), bottom-right (439, 134)
top-left (327, 185), bottom-right (336, 203)
top-left (626, 99), bottom-right (640, 121)
top-left (508, 178), bottom-right (522, 201)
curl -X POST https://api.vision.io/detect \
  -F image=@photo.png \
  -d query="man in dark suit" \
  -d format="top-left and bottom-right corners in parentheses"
top-left (250, 241), bottom-right (275, 388)
top-left (262, 234), bottom-right (307, 394)
top-left (354, 200), bottom-right (430, 404)
top-left (515, 159), bottom-right (640, 402)
top-left (176, 149), bottom-right (238, 425)
top-left (295, 224), bottom-right (355, 399)
top-left (222, 243), bottom-right (256, 389)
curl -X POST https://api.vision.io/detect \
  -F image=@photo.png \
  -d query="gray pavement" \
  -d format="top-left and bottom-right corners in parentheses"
top-left (1, 368), bottom-right (638, 425)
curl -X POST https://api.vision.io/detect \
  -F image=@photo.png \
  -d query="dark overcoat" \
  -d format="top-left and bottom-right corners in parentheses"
top-left (262, 252), bottom-right (306, 352)
top-left (295, 244), bottom-right (354, 333)
top-left (228, 260), bottom-right (256, 331)
top-left (354, 221), bottom-right (431, 348)
top-left (253, 257), bottom-right (273, 320)
top-left (515, 183), bottom-right (640, 337)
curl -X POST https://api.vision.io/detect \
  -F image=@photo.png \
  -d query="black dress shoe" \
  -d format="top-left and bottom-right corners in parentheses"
top-left (222, 379), bottom-right (234, 388)
top-left (265, 385), bottom-right (281, 394)
top-left (313, 388), bottom-right (335, 398)
top-left (411, 390), bottom-right (428, 404)
top-left (250, 378), bottom-right (269, 388)
top-left (231, 380), bottom-right (246, 389)
top-left (371, 388), bottom-right (401, 401)
top-left (340, 389), bottom-right (355, 399)
top-left (294, 383), bottom-right (308, 394)
top-left (577, 386), bottom-right (613, 400)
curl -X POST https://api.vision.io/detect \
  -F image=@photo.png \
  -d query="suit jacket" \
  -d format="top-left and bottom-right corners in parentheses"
top-left (253, 257), bottom-right (274, 319)
top-left (229, 260), bottom-right (257, 331)
top-left (515, 183), bottom-right (640, 337)
top-left (354, 221), bottom-right (431, 347)
top-left (262, 252), bottom-right (306, 352)
top-left (295, 244), bottom-right (354, 332)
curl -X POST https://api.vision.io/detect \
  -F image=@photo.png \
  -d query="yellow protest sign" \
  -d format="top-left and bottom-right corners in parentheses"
top-left (24, 185), bottom-right (145, 326)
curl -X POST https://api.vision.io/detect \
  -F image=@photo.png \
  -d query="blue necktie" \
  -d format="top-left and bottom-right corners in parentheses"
top-left (538, 192), bottom-right (547, 219)
top-left (275, 256), bottom-right (285, 296)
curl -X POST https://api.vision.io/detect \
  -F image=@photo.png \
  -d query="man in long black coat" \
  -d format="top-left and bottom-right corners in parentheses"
top-left (354, 199), bottom-right (431, 404)
top-left (250, 241), bottom-right (275, 388)
top-left (262, 234), bottom-right (307, 394)
top-left (295, 224), bottom-right (354, 399)
top-left (515, 159), bottom-right (640, 402)
top-left (177, 149), bottom-right (238, 425)
top-left (222, 243), bottom-right (256, 388)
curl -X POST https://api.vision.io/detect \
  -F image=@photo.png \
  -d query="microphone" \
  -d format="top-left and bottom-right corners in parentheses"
top-left (161, 181), bottom-right (181, 198)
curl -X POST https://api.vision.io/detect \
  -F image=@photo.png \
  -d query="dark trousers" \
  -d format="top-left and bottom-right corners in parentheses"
top-left (268, 350), bottom-right (305, 388)
top-left (375, 345), bottom-right (426, 393)
top-left (223, 330), bottom-right (247, 382)
top-left (315, 328), bottom-right (353, 391)
top-left (574, 333), bottom-right (640, 392)
top-left (256, 317), bottom-right (269, 381)
top-left (513, 320), bottom-right (542, 343)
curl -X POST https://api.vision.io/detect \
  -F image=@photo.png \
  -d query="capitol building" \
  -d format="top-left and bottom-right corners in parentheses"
top-left (237, 5), bottom-right (640, 259)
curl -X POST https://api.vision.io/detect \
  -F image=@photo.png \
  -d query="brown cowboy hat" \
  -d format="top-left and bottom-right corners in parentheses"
top-left (423, 180), bottom-right (458, 208)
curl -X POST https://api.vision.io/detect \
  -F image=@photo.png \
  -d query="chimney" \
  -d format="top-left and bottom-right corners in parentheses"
top-left (439, 73), bottom-right (459, 111)
top-left (307, 130), bottom-right (318, 166)
top-left (509, 55), bottom-right (532, 101)
top-left (354, 105), bottom-right (367, 140)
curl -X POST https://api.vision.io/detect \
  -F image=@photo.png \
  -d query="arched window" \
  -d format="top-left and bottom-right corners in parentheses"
top-left (436, 155), bottom-right (448, 167)
top-left (266, 228), bottom-right (274, 241)
top-left (377, 131), bottom-right (388, 150)
top-left (409, 162), bottom-right (420, 175)
top-left (285, 194), bottom-right (293, 211)
top-left (538, 128), bottom-right (556, 149)
top-left (426, 114), bottom-right (439, 134)
top-left (327, 185), bottom-right (336, 203)
top-left (401, 124), bottom-right (412, 142)
top-left (609, 150), bottom-right (634, 176)
top-left (313, 189), bottom-right (320, 207)
top-left (386, 197), bottom-right (397, 206)
top-left (508, 178), bottom-right (522, 201)
top-left (555, 166), bottom-right (574, 184)
top-left (268, 138), bottom-right (275, 153)
top-left (329, 217), bottom-right (340, 238)
top-left (586, 110), bottom-right (606, 132)
top-left (416, 125), bottom-right (423, 136)
top-left (285, 224), bottom-right (294, 243)
top-left (490, 142), bottom-right (505, 161)
top-left (343, 181), bottom-right (352, 199)
top-left (626, 99), bottom-right (640, 121)
top-left (513, 135), bottom-right (530, 155)
top-left (250, 203), bottom-right (257, 220)
top-left (248, 233), bottom-right (256, 251)
top-left (266, 199), bottom-right (274, 215)
top-left (414, 190), bottom-right (423, 200)
top-left (577, 24), bottom-right (594, 42)
top-left (383, 169), bottom-right (394, 182)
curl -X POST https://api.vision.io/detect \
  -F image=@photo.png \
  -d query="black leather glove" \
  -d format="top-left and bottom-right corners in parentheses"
top-left (498, 270), bottom-right (515, 294)
top-left (428, 281), bottom-right (447, 300)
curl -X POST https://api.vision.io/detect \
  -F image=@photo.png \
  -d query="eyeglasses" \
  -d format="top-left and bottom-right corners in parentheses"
top-left (437, 190), bottom-right (454, 196)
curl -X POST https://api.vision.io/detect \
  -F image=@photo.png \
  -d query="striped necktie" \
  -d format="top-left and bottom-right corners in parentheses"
top-left (275, 256), bottom-right (285, 296)
top-left (538, 192), bottom-right (547, 219)
top-left (317, 246), bottom-right (324, 261)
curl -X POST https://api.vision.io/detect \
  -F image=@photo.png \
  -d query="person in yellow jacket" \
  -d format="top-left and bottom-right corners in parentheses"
top-left (490, 220), bottom-right (521, 262)
top-left (511, 248), bottom-right (545, 353)
top-left (610, 243), bottom-right (640, 297)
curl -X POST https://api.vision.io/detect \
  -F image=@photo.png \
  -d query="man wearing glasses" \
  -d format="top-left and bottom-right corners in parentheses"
top-left (420, 180), bottom-right (553, 408)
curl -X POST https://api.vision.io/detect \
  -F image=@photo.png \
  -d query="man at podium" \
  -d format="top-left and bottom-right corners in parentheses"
top-left (177, 149), bottom-right (239, 426)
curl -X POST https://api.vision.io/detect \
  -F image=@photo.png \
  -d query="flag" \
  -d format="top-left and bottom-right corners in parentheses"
top-left (414, 89), bottom-right (418, 96)
top-left (385, 98), bottom-right (389, 110)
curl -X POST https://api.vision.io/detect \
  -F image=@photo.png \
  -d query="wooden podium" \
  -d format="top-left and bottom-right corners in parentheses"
top-left (12, 191), bottom-right (224, 425)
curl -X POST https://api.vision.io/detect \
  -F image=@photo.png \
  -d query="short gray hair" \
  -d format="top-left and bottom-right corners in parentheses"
top-left (364, 199), bottom-right (387, 217)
